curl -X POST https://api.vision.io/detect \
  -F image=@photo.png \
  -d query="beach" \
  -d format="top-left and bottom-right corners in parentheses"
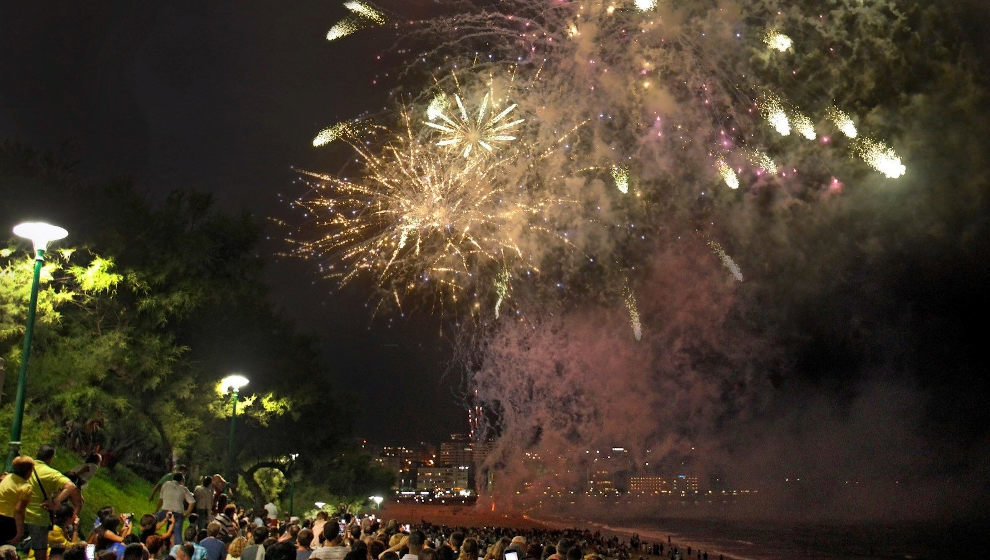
top-left (376, 502), bottom-right (964, 560)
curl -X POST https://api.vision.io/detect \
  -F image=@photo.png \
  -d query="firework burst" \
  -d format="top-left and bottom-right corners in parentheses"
top-left (424, 90), bottom-right (524, 158)
top-left (292, 0), bottom-right (912, 321)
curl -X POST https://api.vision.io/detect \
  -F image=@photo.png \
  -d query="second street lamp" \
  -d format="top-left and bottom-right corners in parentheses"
top-left (5, 221), bottom-right (68, 470)
top-left (220, 374), bottom-right (249, 490)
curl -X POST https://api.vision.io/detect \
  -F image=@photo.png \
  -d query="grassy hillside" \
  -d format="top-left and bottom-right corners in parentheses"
top-left (49, 452), bottom-right (157, 530)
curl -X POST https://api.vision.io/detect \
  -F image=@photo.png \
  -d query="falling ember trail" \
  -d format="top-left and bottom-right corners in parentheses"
top-left (709, 240), bottom-right (744, 282)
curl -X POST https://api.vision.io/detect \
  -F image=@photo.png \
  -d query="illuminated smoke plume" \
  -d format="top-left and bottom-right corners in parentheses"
top-left (285, 0), bottom-right (959, 512)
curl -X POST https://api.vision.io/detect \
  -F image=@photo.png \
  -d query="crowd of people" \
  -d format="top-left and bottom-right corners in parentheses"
top-left (0, 447), bottom-right (726, 560)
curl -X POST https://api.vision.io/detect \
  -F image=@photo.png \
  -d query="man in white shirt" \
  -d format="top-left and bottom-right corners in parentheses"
top-left (309, 520), bottom-right (346, 560)
top-left (399, 530), bottom-right (426, 560)
top-left (158, 473), bottom-right (195, 546)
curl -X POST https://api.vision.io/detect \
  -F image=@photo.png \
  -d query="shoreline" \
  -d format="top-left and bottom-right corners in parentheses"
top-left (381, 503), bottom-right (747, 560)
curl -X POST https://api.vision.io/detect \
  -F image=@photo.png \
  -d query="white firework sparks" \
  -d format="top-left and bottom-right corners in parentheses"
top-left (343, 1), bottom-right (385, 25)
top-left (826, 106), bottom-right (858, 138)
top-left (853, 137), bottom-right (906, 179)
top-left (761, 93), bottom-right (791, 136)
top-left (312, 121), bottom-right (355, 147)
top-left (633, 0), bottom-right (658, 11)
top-left (424, 92), bottom-right (525, 158)
top-left (717, 158), bottom-right (739, 189)
top-left (789, 109), bottom-right (816, 140)
top-left (611, 165), bottom-right (630, 194)
top-left (763, 30), bottom-right (793, 52)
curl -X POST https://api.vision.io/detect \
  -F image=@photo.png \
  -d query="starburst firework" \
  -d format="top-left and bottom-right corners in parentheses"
top-left (424, 91), bottom-right (524, 158)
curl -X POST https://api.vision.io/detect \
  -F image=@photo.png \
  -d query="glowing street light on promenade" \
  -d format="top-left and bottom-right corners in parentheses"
top-left (221, 374), bottom-right (249, 489)
top-left (369, 495), bottom-right (383, 510)
top-left (5, 222), bottom-right (67, 470)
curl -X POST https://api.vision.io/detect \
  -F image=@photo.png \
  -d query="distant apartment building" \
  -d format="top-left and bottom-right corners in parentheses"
top-left (671, 474), bottom-right (700, 495)
top-left (416, 465), bottom-right (470, 491)
top-left (629, 475), bottom-right (668, 494)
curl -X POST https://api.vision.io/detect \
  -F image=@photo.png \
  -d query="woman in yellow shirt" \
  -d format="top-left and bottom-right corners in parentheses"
top-left (48, 503), bottom-right (81, 549)
top-left (0, 456), bottom-right (36, 545)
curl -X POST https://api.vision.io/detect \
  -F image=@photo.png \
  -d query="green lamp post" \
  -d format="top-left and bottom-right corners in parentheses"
top-left (5, 222), bottom-right (68, 470)
top-left (221, 374), bottom-right (249, 490)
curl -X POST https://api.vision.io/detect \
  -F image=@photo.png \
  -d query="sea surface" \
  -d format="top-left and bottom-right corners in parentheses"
top-left (570, 516), bottom-right (986, 560)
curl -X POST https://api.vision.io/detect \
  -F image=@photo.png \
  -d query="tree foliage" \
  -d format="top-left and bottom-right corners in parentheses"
top-left (0, 143), bottom-right (381, 506)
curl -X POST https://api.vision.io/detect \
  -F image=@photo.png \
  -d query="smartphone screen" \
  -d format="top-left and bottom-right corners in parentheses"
top-left (505, 552), bottom-right (519, 560)
top-left (86, 544), bottom-right (96, 560)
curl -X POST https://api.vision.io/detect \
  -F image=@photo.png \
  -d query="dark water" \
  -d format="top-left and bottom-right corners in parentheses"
top-left (562, 516), bottom-right (988, 560)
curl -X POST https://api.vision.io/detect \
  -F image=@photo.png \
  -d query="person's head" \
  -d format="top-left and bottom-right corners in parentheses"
top-left (212, 474), bottom-right (227, 490)
top-left (98, 551), bottom-right (118, 560)
top-left (139, 514), bottom-right (158, 532)
top-left (36, 443), bottom-right (56, 462)
top-left (565, 546), bottom-right (581, 560)
top-left (174, 464), bottom-right (188, 474)
top-left (0, 545), bottom-right (20, 560)
top-left (176, 543), bottom-right (196, 560)
top-left (54, 501), bottom-right (75, 525)
top-left (202, 476), bottom-right (212, 487)
top-left (380, 553), bottom-right (399, 560)
top-left (227, 537), bottom-right (248, 559)
top-left (322, 519), bottom-right (341, 544)
top-left (206, 522), bottom-right (222, 538)
top-left (267, 542), bottom-right (296, 560)
top-left (10, 455), bottom-right (34, 478)
top-left (297, 529), bottom-right (314, 549)
top-left (407, 531), bottom-right (426, 554)
top-left (123, 543), bottom-right (149, 560)
top-left (64, 544), bottom-right (88, 560)
top-left (349, 540), bottom-right (367, 556)
top-left (146, 536), bottom-right (167, 558)
top-left (172, 472), bottom-right (185, 483)
top-left (449, 533), bottom-right (464, 550)
top-left (555, 540), bottom-right (574, 559)
top-left (251, 526), bottom-right (269, 545)
top-left (316, 511), bottom-right (329, 521)
top-left (525, 544), bottom-right (542, 559)
top-left (263, 538), bottom-right (277, 549)
top-left (419, 549), bottom-right (438, 560)
top-left (342, 551), bottom-right (366, 560)
top-left (103, 518), bottom-right (121, 534)
top-left (86, 453), bottom-right (102, 465)
top-left (184, 525), bottom-right (199, 543)
top-left (368, 539), bottom-right (385, 559)
top-left (458, 539), bottom-right (479, 560)
top-left (224, 504), bottom-right (236, 517)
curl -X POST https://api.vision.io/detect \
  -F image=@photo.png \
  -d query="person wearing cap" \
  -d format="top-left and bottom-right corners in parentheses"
top-left (210, 475), bottom-right (227, 517)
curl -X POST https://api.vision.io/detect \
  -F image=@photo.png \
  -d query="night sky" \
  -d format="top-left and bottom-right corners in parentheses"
top-left (0, 1), bottom-right (466, 443)
top-left (3, 1), bottom-right (990, 521)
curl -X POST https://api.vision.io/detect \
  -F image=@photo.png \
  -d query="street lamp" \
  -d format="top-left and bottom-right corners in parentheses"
top-left (287, 452), bottom-right (299, 517)
top-left (369, 496), bottom-right (383, 510)
top-left (5, 222), bottom-right (67, 470)
top-left (221, 374), bottom-right (249, 488)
